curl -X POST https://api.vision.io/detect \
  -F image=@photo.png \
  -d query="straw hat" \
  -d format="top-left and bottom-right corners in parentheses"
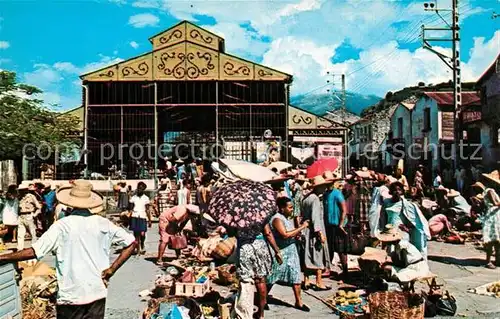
top-left (175, 159), bottom-right (184, 164)
top-left (295, 173), bottom-right (309, 182)
top-left (471, 181), bottom-right (486, 191)
top-left (323, 170), bottom-right (339, 182)
top-left (483, 170), bottom-right (500, 186)
top-left (264, 174), bottom-right (291, 184)
top-left (56, 180), bottom-right (104, 210)
top-left (446, 189), bottom-right (460, 198)
top-left (18, 184), bottom-right (29, 191)
top-left (310, 175), bottom-right (332, 188)
top-left (376, 224), bottom-right (402, 242)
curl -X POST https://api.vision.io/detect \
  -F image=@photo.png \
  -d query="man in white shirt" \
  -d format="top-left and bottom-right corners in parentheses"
top-left (0, 180), bottom-right (136, 319)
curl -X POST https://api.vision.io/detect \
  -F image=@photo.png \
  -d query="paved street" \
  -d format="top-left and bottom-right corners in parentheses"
top-left (17, 222), bottom-right (500, 319)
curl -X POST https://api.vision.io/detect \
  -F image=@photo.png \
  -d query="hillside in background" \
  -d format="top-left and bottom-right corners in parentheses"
top-left (290, 92), bottom-right (382, 116)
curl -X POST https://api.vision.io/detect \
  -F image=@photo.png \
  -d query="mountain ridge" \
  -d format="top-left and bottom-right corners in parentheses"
top-left (290, 92), bottom-right (382, 116)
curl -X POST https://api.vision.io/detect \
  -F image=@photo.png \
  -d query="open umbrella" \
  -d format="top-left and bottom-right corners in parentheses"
top-left (208, 180), bottom-right (276, 234)
top-left (267, 161), bottom-right (292, 173)
top-left (306, 158), bottom-right (339, 178)
top-left (219, 159), bottom-right (277, 182)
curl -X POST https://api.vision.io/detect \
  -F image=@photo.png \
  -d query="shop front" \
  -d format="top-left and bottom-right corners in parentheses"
top-left (288, 106), bottom-right (347, 176)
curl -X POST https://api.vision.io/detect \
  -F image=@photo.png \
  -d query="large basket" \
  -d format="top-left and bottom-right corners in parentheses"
top-left (368, 291), bottom-right (424, 319)
top-left (212, 237), bottom-right (236, 259)
top-left (143, 296), bottom-right (203, 319)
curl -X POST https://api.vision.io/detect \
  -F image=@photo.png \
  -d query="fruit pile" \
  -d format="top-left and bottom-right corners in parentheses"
top-left (334, 290), bottom-right (363, 306)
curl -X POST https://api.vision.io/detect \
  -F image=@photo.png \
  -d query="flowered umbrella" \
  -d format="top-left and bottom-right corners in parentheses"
top-left (306, 158), bottom-right (339, 178)
top-left (208, 180), bottom-right (276, 233)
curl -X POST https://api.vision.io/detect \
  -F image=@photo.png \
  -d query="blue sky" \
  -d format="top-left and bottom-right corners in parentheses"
top-left (0, 0), bottom-right (498, 110)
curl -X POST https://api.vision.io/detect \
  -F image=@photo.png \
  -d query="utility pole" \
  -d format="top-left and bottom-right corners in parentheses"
top-left (326, 72), bottom-right (347, 125)
top-left (422, 0), bottom-right (461, 171)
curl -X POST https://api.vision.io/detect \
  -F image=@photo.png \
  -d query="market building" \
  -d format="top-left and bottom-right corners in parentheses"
top-left (79, 21), bottom-right (292, 180)
top-left (24, 21), bottom-right (348, 184)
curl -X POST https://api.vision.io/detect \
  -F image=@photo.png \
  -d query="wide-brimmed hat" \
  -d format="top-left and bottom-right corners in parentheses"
top-left (295, 173), bottom-right (309, 182)
top-left (483, 170), bottom-right (500, 186)
top-left (56, 180), bottom-right (104, 210)
top-left (471, 182), bottom-right (486, 191)
top-left (264, 174), bottom-right (291, 184)
top-left (446, 189), bottom-right (460, 198)
top-left (377, 224), bottom-right (402, 242)
top-left (323, 170), bottom-right (340, 182)
top-left (310, 175), bottom-right (333, 188)
top-left (175, 159), bottom-right (184, 164)
top-left (18, 184), bottom-right (29, 191)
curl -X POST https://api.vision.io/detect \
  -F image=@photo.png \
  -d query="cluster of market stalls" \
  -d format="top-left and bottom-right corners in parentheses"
top-left (24, 21), bottom-right (347, 181)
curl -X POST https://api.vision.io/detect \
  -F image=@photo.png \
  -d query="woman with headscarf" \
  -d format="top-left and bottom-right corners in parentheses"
top-left (300, 176), bottom-right (331, 291)
top-left (480, 171), bottom-right (500, 269)
top-left (378, 181), bottom-right (431, 259)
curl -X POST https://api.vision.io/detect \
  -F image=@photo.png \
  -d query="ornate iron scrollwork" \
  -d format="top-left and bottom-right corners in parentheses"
top-left (157, 52), bottom-right (186, 79)
top-left (121, 62), bottom-right (149, 77)
top-left (292, 115), bottom-right (313, 125)
top-left (190, 29), bottom-right (213, 45)
top-left (257, 69), bottom-right (273, 77)
top-left (223, 62), bottom-right (251, 76)
top-left (185, 51), bottom-right (215, 79)
top-left (98, 69), bottom-right (114, 78)
top-left (159, 29), bottom-right (183, 44)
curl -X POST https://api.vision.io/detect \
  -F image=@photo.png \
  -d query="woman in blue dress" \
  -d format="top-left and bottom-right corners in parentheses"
top-left (267, 197), bottom-right (311, 312)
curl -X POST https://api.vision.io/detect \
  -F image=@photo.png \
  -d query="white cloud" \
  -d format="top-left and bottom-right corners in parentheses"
top-left (22, 54), bottom-right (123, 109)
top-left (202, 22), bottom-right (270, 58)
top-left (132, 0), bottom-right (160, 8)
top-left (262, 28), bottom-right (499, 98)
top-left (23, 64), bottom-right (64, 88)
top-left (128, 13), bottom-right (159, 28)
top-left (129, 41), bottom-right (139, 49)
top-left (0, 41), bottom-right (10, 49)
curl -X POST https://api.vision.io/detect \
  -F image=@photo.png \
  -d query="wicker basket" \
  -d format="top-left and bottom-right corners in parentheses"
top-left (212, 237), bottom-right (236, 259)
top-left (143, 296), bottom-right (203, 319)
top-left (368, 291), bottom-right (424, 319)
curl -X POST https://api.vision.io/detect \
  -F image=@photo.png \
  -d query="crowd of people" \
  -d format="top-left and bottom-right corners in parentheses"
top-left (0, 159), bottom-right (499, 319)
top-left (0, 181), bottom-right (59, 250)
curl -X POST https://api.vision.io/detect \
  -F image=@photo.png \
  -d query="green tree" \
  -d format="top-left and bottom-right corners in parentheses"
top-left (0, 70), bottom-right (81, 161)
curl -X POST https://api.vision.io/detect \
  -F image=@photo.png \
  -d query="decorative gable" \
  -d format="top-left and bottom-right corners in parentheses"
top-left (81, 21), bottom-right (291, 82)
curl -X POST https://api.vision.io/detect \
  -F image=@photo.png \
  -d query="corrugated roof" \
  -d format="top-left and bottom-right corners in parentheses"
top-left (423, 91), bottom-right (481, 107)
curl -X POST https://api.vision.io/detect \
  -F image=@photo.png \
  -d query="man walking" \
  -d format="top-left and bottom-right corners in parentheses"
top-left (17, 185), bottom-right (41, 251)
top-left (0, 180), bottom-right (137, 319)
top-left (323, 171), bottom-right (349, 278)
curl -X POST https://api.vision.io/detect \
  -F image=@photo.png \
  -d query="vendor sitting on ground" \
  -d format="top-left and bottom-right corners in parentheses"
top-left (378, 225), bottom-right (431, 285)
top-left (446, 189), bottom-right (473, 230)
top-left (428, 213), bottom-right (459, 240)
top-left (157, 204), bottom-right (200, 264)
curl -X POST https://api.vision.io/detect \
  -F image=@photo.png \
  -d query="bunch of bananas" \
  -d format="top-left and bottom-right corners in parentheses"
top-left (335, 290), bottom-right (362, 306)
top-left (201, 305), bottom-right (215, 316)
